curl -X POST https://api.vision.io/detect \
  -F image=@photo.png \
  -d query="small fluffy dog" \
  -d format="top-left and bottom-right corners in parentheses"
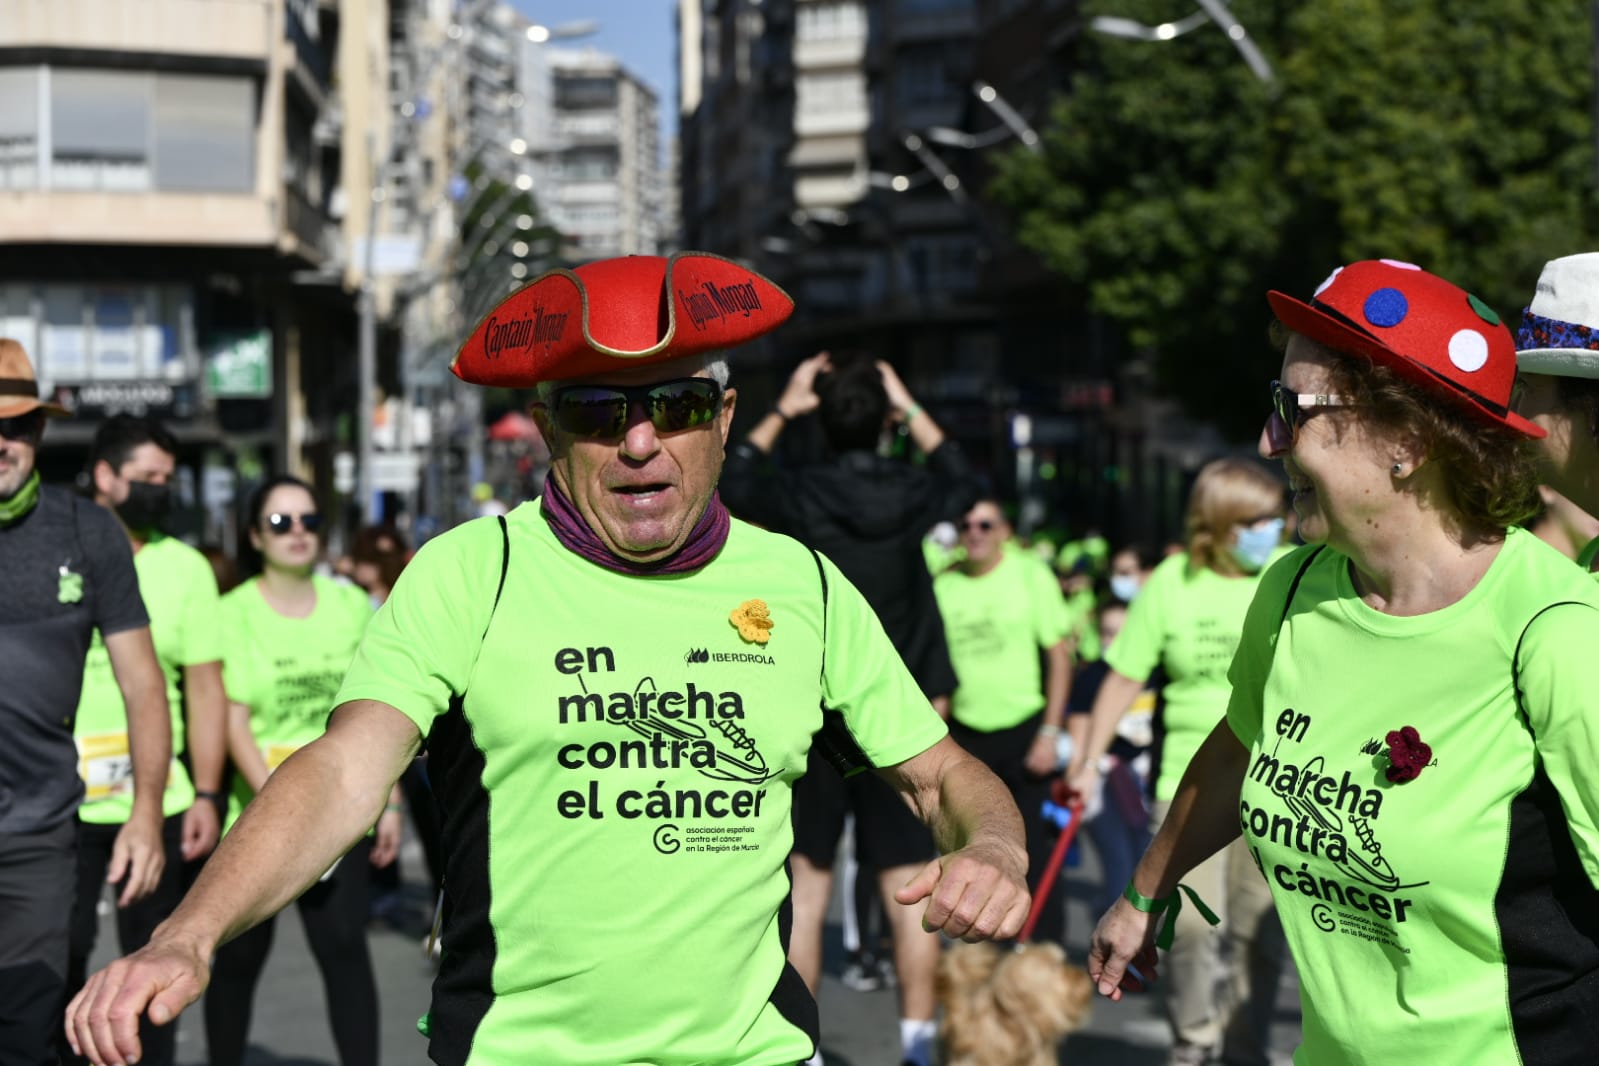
top-left (936, 940), bottom-right (1094, 1066)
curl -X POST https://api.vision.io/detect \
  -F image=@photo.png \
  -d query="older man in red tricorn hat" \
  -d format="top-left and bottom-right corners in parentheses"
top-left (68, 253), bottom-right (1031, 1066)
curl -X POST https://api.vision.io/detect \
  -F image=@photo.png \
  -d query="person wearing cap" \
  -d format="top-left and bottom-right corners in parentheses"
top-left (66, 253), bottom-right (1031, 1066)
top-left (0, 339), bottom-right (171, 1065)
top-left (1086, 260), bottom-right (1599, 1066)
top-left (58, 415), bottom-right (227, 1066)
top-left (1513, 251), bottom-right (1599, 567)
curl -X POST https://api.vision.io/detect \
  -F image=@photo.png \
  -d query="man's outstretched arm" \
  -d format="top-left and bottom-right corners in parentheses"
top-left (876, 735), bottom-right (1031, 942)
top-left (65, 698), bottom-right (421, 1066)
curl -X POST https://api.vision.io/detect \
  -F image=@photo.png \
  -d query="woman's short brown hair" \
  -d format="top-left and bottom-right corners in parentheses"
top-left (1185, 458), bottom-right (1285, 576)
top-left (1307, 337), bottom-right (1541, 532)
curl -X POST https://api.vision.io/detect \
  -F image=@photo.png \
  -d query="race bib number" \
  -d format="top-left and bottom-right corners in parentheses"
top-left (265, 743), bottom-right (302, 771)
top-left (78, 732), bottom-right (134, 801)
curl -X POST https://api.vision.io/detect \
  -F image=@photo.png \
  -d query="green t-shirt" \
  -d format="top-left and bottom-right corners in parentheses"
top-left (1105, 550), bottom-right (1282, 802)
top-left (73, 534), bottom-right (221, 824)
top-left (933, 551), bottom-right (1072, 732)
top-left (334, 505), bottom-right (947, 1066)
top-left (1064, 585), bottom-right (1101, 664)
top-left (1226, 528), bottom-right (1599, 1066)
top-left (221, 574), bottom-right (372, 829)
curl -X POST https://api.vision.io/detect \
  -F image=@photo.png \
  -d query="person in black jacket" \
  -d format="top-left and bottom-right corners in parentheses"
top-left (721, 351), bottom-right (978, 1066)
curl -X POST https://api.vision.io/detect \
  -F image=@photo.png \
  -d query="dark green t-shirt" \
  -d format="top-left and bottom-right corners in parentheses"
top-left (335, 504), bottom-right (947, 1066)
top-left (1227, 528), bottom-right (1599, 1065)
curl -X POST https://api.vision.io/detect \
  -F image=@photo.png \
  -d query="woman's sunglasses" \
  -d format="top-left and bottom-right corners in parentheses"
top-left (543, 378), bottom-right (724, 440)
top-left (265, 512), bottom-right (322, 535)
top-left (1270, 380), bottom-right (1355, 436)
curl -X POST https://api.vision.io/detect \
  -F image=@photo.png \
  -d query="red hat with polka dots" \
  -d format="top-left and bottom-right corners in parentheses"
top-left (1267, 259), bottom-right (1543, 439)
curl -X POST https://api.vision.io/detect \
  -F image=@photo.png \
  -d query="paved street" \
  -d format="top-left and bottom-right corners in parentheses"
top-left (86, 834), bottom-right (1302, 1065)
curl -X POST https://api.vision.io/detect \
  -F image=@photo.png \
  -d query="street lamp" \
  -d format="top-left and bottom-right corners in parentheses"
top-left (526, 19), bottom-right (598, 43)
top-left (1090, 1), bottom-right (1274, 82)
top-left (972, 81), bottom-right (1042, 151)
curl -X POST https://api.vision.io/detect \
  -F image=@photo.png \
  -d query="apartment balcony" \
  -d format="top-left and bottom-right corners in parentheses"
top-left (0, 187), bottom-right (277, 247)
top-left (794, 35), bottom-right (866, 70)
top-left (281, 182), bottom-right (339, 267)
top-left (0, 0), bottom-right (273, 68)
top-left (795, 106), bottom-right (870, 139)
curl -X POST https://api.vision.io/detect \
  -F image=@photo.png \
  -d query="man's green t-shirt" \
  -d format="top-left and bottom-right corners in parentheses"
top-left (221, 574), bottom-right (372, 828)
top-left (334, 505), bottom-right (947, 1066)
top-left (73, 533), bottom-right (221, 824)
top-left (1226, 528), bottom-right (1599, 1066)
top-left (1105, 550), bottom-right (1282, 803)
top-left (933, 550), bottom-right (1072, 732)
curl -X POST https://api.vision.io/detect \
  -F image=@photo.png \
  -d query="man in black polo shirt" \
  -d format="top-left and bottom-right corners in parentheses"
top-left (0, 339), bottom-right (169, 1064)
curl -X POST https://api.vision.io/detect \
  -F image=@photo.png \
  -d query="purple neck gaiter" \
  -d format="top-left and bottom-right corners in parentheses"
top-left (539, 475), bottom-right (730, 576)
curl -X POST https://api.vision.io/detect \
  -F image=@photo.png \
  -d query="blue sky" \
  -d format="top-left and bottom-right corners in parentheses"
top-left (510, 0), bottom-right (679, 136)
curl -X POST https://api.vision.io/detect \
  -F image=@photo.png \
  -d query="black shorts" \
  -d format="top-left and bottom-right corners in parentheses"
top-left (790, 746), bottom-right (935, 872)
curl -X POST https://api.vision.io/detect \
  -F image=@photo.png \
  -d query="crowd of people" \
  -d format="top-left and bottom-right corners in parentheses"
top-left (0, 246), bottom-right (1595, 1066)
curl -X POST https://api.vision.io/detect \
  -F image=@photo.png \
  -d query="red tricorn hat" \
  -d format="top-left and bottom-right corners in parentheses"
top-left (1268, 259), bottom-right (1542, 438)
top-left (452, 251), bottom-right (794, 387)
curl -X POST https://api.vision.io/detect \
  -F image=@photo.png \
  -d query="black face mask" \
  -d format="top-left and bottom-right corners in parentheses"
top-left (115, 481), bottom-right (172, 532)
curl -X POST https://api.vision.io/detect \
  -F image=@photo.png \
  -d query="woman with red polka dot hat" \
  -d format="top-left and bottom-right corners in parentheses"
top-left (1086, 259), bottom-right (1599, 1065)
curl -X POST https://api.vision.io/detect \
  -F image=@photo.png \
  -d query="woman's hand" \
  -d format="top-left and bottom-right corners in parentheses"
top-left (1024, 731), bottom-right (1058, 777)
top-left (1086, 896), bottom-right (1162, 1001)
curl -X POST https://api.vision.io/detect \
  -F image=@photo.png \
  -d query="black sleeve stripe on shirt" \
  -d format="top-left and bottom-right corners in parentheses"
top-left (424, 694), bottom-right (498, 1066)
top-left (1510, 599), bottom-right (1592, 737)
top-left (806, 545), bottom-right (827, 682)
top-left (485, 514), bottom-right (509, 641)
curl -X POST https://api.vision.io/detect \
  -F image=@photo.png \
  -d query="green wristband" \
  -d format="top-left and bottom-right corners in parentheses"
top-left (1124, 880), bottom-right (1221, 950)
top-left (1122, 881), bottom-right (1171, 913)
top-left (903, 402), bottom-right (924, 421)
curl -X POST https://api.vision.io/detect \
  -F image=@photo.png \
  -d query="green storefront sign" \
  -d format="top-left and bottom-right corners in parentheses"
top-left (206, 331), bottom-right (272, 398)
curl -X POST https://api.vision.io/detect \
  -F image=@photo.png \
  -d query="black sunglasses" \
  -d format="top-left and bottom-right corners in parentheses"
top-left (265, 512), bottom-right (322, 535)
top-left (544, 378), bottom-right (724, 440)
top-left (960, 519), bottom-right (996, 533)
top-left (1270, 379), bottom-right (1356, 435)
top-left (0, 412), bottom-right (44, 441)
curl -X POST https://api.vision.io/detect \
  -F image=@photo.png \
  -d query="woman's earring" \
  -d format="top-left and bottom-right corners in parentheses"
top-left (1391, 462), bottom-right (1404, 476)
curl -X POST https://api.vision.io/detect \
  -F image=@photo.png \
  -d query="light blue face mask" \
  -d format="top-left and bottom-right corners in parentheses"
top-left (1109, 574), bottom-right (1142, 603)
top-left (1231, 517), bottom-right (1284, 572)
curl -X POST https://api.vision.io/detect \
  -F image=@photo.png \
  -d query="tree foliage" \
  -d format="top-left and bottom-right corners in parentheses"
top-left (991, 0), bottom-right (1599, 439)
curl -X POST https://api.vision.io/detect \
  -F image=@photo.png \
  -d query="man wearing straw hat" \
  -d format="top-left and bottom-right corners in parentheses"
top-left (68, 254), bottom-right (1030, 1066)
top-left (0, 338), bottom-right (170, 1065)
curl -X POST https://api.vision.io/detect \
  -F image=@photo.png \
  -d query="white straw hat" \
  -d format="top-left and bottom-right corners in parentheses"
top-left (1515, 253), bottom-right (1599, 379)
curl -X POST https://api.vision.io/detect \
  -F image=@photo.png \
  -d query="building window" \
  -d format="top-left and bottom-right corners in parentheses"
top-left (796, 71), bottom-right (863, 115)
top-left (796, 1), bottom-right (866, 41)
top-left (906, 235), bottom-right (978, 293)
top-left (52, 70), bottom-right (154, 190)
top-left (5, 283), bottom-right (192, 383)
top-left (1, 65), bottom-right (255, 192)
top-left (155, 75), bottom-right (254, 192)
top-left (896, 47), bottom-right (961, 109)
top-left (0, 68), bottom-right (39, 189)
